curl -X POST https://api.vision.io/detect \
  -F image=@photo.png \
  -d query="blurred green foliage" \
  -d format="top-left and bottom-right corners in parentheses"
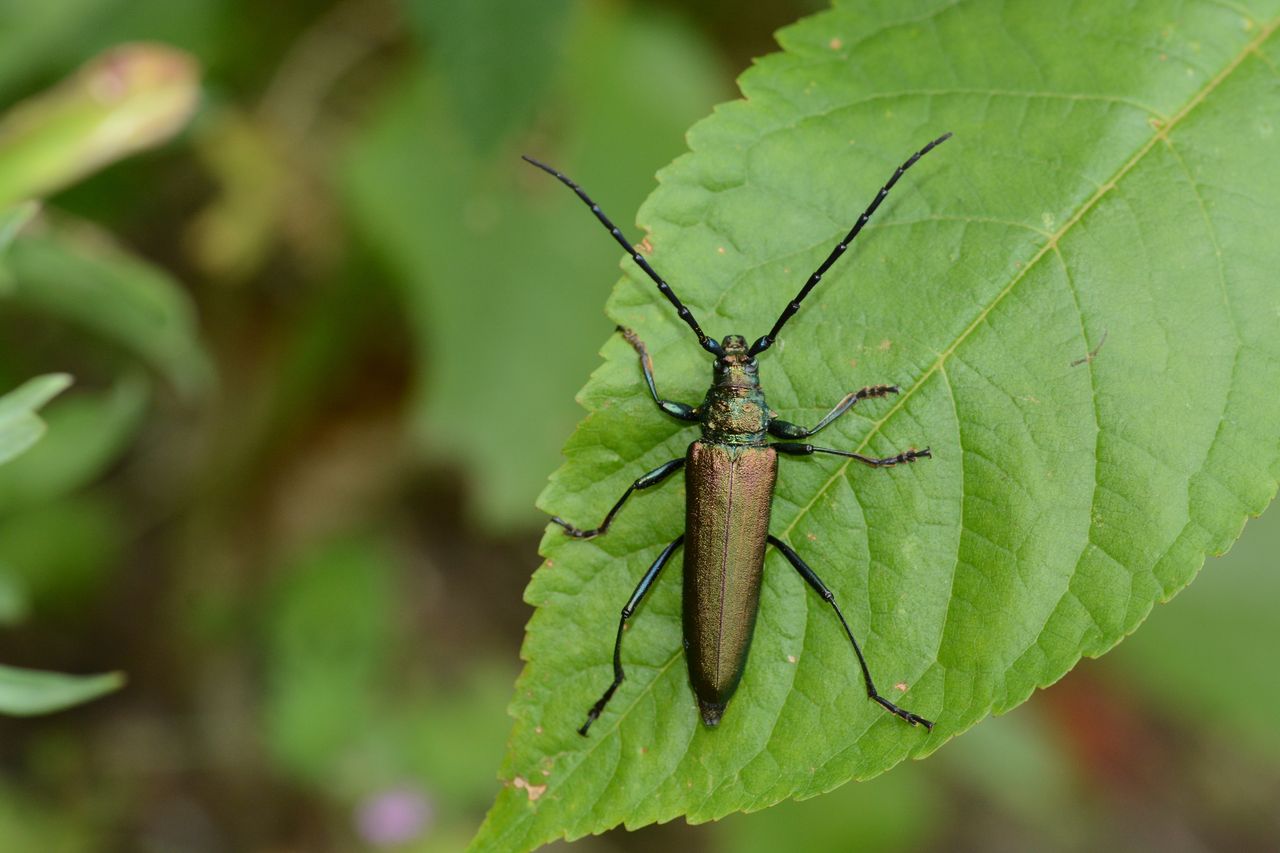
top-left (0, 373), bottom-right (121, 715)
top-left (346, 1), bottom-right (730, 525)
top-left (0, 1), bottom-right (1276, 851)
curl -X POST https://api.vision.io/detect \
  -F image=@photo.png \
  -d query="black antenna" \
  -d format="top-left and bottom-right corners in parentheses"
top-left (748, 132), bottom-right (953, 357)
top-left (522, 156), bottom-right (724, 358)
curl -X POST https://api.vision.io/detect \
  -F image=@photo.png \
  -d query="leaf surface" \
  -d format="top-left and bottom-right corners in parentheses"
top-left (0, 664), bottom-right (122, 716)
top-left (0, 374), bottom-right (72, 467)
top-left (476, 1), bottom-right (1280, 847)
top-left (5, 230), bottom-right (212, 399)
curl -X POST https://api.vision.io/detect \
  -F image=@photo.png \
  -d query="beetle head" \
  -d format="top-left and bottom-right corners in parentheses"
top-left (718, 334), bottom-right (752, 363)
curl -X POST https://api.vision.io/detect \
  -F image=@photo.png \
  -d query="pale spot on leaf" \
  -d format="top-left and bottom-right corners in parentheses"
top-left (513, 776), bottom-right (547, 803)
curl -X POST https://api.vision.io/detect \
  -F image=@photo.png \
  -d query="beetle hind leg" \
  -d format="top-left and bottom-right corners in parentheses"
top-left (767, 535), bottom-right (933, 732)
top-left (578, 535), bottom-right (684, 736)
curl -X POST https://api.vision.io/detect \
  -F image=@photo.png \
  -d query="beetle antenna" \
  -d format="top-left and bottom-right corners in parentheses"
top-left (522, 156), bottom-right (724, 358)
top-left (748, 132), bottom-right (953, 357)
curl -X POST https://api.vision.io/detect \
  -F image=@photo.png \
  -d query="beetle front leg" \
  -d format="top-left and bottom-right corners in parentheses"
top-left (551, 457), bottom-right (684, 538)
top-left (773, 442), bottom-right (930, 468)
top-left (618, 326), bottom-right (699, 422)
top-left (768, 384), bottom-right (899, 439)
top-left (767, 535), bottom-right (932, 730)
top-left (579, 535), bottom-right (684, 735)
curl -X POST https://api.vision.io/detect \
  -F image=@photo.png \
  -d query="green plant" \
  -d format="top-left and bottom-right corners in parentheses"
top-left (0, 374), bottom-right (121, 714)
top-left (0, 43), bottom-right (203, 716)
top-left (474, 1), bottom-right (1280, 847)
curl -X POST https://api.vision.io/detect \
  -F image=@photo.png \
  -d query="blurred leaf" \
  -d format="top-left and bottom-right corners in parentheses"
top-left (937, 704), bottom-right (1078, 835)
top-left (475, 1), bottom-right (1280, 847)
top-left (0, 783), bottom-right (93, 851)
top-left (396, 665), bottom-right (518, 808)
top-left (0, 201), bottom-right (36, 252)
top-left (0, 0), bottom-right (114, 99)
top-left (185, 106), bottom-right (288, 283)
top-left (0, 43), bottom-right (199, 208)
top-left (0, 564), bottom-right (28, 627)
top-left (0, 663), bottom-right (122, 716)
top-left (1111, 502), bottom-right (1280, 758)
top-left (716, 757), bottom-right (942, 853)
top-left (5, 226), bottom-right (212, 398)
top-left (0, 373), bottom-right (72, 465)
top-left (0, 495), bottom-right (123, 612)
top-left (345, 2), bottom-right (727, 527)
top-left (402, 0), bottom-right (573, 150)
top-left (0, 371), bottom-right (149, 513)
top-left (0, 0), bottom-right (222, 102)
top-left (263, 536), bottom-right (397, 784)
top-left (0, 201), bottom-right (37, 292)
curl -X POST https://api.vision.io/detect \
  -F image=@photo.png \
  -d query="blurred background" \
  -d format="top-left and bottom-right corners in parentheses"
top-left (0, 0), bottom-right (1277, 850)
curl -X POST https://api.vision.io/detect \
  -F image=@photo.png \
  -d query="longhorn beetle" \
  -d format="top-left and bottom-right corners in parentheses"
top-left (524, 132), bottom-right (950, 735)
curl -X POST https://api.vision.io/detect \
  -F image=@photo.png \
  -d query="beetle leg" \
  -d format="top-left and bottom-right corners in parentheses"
top-left (773, 442), bottom-right (930, 468)
top-left (579, 535), bottom-right (684, 736)
top-left (767, 535), bottom-right (933, 731)
top-left (617, 326), bottom-right (700, 422)
top-left (551, 457), bottom-right (685, 539)
top-left (768, 384), bottom-right (899, 439)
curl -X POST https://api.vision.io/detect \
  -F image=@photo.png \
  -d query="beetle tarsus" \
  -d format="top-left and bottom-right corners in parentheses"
top-left (873, 694), bottom-right (934, 731)
top-left (551, 516), bottom-right (600, 539)
top-left (579, 685), bottom-right (619, 736)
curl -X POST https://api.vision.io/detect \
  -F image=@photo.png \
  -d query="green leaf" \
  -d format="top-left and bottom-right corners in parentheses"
top-left (0, 371), bottom-right (149, 513)
top-left (0, 374), bottom-right (72, 466)
top-left (4, 228), bottom-right (212, 399)
top-left (476, 0), bottom-right (1280, 847)
top-left (0, 199), bottom-right (39, 295)
top-left (0, 664), bottom-right (122, 716)
top-left (0, 564), bottom-right (29, 628)
top-left (402, 0), bottom-right (574, 150)
top-left (0, 43), bottom-right (199, 208)
top-left (0, 494), bottom-right (124, 614)
top-left (263, 536), bottom-right (396, 784)
top-left (0, 202), bottom-right (36, 253)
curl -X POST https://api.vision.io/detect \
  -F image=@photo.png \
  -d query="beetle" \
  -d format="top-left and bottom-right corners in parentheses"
top-left (523, 132), bottom-right (950, 735)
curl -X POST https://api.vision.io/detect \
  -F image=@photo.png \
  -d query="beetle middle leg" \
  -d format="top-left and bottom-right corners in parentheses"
top-left (551, 457), bottom-right (685, 538)
top-left (579, 535), bottom-right (684, 736)
top-left (767, 535), bottom-right (933, 730)
top-left (769, 384), bottom-right (899, 439)
top-left (773, 442), bottom-right (931, 468)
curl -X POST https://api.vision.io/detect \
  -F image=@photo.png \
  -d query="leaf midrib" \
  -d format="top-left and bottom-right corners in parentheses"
top-left (487, 13), bottom-right (1279, 850)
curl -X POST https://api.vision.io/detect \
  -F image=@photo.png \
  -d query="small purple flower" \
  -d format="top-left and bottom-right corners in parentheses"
top-left (355, 786), bottom-right (433, 847)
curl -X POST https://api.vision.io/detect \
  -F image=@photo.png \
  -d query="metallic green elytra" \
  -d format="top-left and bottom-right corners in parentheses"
top-left (524, 132), bottom-right (951, 735)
